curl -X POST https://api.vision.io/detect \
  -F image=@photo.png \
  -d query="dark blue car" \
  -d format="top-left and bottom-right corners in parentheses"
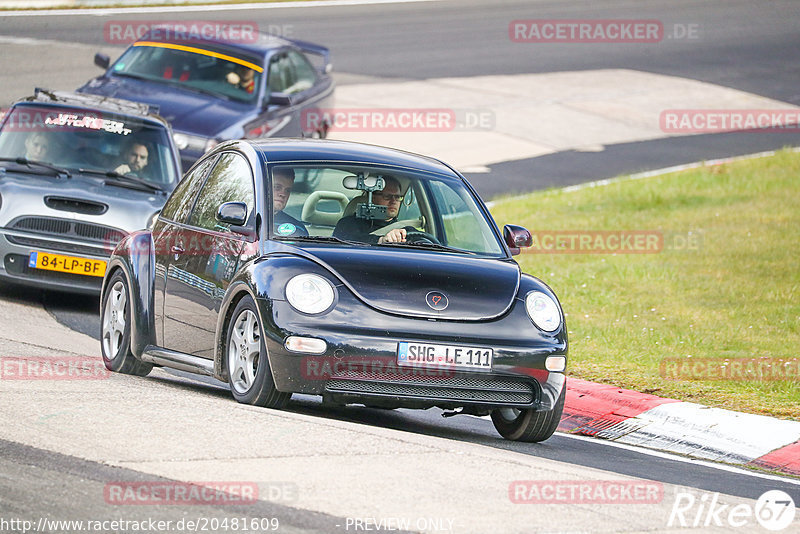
top-left (78, 30), bottom-right (334, 171)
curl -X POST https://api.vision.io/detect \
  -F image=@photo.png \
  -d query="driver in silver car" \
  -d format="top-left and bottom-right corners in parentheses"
top-left (333, 175), bottom-right (412, 244)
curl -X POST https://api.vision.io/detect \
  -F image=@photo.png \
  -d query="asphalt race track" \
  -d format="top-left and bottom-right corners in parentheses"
top-left (1, 1), bottom-right (799, 533)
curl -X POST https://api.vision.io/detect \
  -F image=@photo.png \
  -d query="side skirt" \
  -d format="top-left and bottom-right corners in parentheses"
top-left (140, 346), bottom-right (215, 377)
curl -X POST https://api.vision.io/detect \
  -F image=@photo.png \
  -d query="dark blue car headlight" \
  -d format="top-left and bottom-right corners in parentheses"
top-left (285, 274), bottom-right (336, 315)
top-left (525, 291), bottom-right (562, 332)
top-left (173, 133), bottom-right (217, 153)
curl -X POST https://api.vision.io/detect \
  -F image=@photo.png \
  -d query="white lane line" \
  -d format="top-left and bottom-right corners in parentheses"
top-left (0, 0), bottom-right (440, 17)
top-left (557, 432), bottom-right (800, 486)
top-left (560, 146), bottom-right (800, 193)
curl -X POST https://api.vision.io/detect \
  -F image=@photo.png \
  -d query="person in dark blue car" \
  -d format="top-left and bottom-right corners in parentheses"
top-left (272, 167), bottom-right (309, 237)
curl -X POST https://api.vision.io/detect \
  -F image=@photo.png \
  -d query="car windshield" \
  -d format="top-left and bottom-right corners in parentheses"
top-left (111, 43), bottom-right (263, 104)
top-left (0, 104), bottom-right (179, 186)
top-left (270, 164), bottom-right (506, 257)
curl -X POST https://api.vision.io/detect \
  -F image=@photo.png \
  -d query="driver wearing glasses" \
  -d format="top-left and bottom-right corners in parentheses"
top-left (333, 175), bottom-right (413, 244)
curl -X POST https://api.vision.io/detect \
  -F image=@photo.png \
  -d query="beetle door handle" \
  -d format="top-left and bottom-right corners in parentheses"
top-left (170, 246), bottom-right (185, 254)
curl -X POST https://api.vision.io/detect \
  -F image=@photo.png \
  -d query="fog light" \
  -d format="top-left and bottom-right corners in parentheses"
top-left (545, 356), bottom-right (566, 372)
top-left (285, 336), bottom-right (327, 354)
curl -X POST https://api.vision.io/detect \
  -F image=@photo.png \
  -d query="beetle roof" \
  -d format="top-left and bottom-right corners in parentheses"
top-left (248, 138), bottom-right (459, 176)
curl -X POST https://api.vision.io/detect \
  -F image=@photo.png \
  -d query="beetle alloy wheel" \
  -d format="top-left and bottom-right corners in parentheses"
top-left (228, 309), bottom-right (262, 395)
top-left (101, 280), bottom-right (127, 358)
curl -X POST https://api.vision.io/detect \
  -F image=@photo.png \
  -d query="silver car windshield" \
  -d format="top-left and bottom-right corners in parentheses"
top-left (270, 164), bottom-right (506, 257)
top-left (0, 105), bottom-right (179, 186)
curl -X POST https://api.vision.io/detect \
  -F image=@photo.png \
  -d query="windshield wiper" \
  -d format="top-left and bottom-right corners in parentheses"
top-left (77, 168), bottom-right (166, 194)
top-left (388, 241), bottom-right (473, 254)
top-left (0, 157), bottom-right (71, 177)
top-left (274, 235), bottom-right (361, 245)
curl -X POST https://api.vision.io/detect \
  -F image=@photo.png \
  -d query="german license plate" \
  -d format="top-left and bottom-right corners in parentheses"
top-left (28, 251), bottom-right (106, 277)
top-left (398, 341), bottom-right (493, 371)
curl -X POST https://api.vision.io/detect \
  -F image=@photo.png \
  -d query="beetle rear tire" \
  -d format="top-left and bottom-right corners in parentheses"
top-left (491, 384), bottom-right (565, 442)
top-left (226, 296), bottom-right (290, 409)
top-left (100, 271), bottom-right (152, 377)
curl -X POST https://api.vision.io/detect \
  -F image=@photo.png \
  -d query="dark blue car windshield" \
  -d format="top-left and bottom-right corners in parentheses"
top-left (111, 43), bottom-right (263, 104)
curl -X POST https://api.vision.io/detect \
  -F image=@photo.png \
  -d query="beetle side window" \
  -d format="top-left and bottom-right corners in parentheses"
top-left (188, 152), bottom-right (254, 232)
top-left (159, 155), bottom-right (216, 223)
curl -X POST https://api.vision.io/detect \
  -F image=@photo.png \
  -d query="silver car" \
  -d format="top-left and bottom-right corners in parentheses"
top-left (0, 89), bottom-right (181, 294)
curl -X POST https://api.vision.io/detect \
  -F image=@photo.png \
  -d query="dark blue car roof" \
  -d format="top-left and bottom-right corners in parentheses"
top-left (136, 29), bottom-right (306, 59)
top-left (247, 139), bottom-right (459, 176)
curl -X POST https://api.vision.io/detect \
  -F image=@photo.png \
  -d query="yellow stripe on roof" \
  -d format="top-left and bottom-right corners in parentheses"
top-left (134, 41), bottom-right (264, 73)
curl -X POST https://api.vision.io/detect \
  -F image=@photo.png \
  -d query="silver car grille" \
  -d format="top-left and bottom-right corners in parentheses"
top-left (9, 216), bottom-right (126, 245)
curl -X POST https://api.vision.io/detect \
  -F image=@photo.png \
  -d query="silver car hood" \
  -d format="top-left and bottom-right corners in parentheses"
top-left (0, 169), bottom-right (166, 234)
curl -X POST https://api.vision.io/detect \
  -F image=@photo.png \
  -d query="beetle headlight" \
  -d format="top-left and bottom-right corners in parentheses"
top-left (525, 291), bottom-right (561, 332)
top-left (285, 274), bottom-right (335, 314)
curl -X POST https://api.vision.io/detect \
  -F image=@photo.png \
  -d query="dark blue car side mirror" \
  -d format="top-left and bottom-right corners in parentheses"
top-left (94, 53), bottom-right (110, 70)
top-left (268, 92), bottom-right (292, 107)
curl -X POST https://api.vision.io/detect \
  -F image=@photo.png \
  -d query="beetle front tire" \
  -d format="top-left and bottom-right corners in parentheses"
top-left (100, 271), bottom-right (152, 376)
top-left (226, 296), bottom-right (290, 409)
top-left (490, 383), bottom-right (565, 442)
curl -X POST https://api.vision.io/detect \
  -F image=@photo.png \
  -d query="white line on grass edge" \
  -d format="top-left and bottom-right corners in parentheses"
top-left (486, 146), bottom-right (800, 209)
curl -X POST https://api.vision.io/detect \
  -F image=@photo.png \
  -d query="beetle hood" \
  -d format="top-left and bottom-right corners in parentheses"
top-left (305, 247), bottom-right (520, 320)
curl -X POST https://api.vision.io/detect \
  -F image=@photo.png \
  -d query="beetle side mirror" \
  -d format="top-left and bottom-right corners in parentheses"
top-left (94, 53), bottom-right (110, 70)
top-left (503, 224), bottom-right (532, 256)
top-left (216, 202), bottom-right (248, 226)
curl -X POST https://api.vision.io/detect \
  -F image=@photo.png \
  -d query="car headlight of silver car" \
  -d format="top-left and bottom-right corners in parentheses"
top-left (285, 274), bottom-right (336, 314)
top-left (525, 291), bottom-right (562, 332)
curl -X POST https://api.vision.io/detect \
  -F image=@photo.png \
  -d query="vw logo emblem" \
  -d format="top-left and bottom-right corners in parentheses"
top-left (425, 291), bottom-right (449, 310)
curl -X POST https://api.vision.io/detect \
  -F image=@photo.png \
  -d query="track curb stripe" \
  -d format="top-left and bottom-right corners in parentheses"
top-left (560, 378), bottom-right (800, 477)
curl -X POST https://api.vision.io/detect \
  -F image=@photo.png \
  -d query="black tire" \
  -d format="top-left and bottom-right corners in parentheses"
top-left (100, 270), bottom-right (152, 376)
top-left (225, 296), bottom-right (290, 409)
top-left (490, 383), bottom-right (566, 442)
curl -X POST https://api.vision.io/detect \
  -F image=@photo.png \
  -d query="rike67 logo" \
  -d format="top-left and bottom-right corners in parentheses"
top-left (668, 490), bottom-right (796, 531)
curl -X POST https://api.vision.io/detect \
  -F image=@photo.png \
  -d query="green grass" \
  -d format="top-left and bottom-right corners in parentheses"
top-left (491, 149), bottom-right (800, 420)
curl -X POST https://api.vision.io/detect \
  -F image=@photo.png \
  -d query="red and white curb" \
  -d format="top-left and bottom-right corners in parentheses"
top-left (559, 378), bottom-right (800, 477)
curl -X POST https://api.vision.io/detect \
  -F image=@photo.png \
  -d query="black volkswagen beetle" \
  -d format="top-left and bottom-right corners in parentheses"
top-left (100, 139), bottom-right (568, 442)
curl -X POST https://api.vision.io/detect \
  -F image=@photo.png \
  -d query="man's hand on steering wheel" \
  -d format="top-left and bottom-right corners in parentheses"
top-left (378, 228), bottom-right (407, 244)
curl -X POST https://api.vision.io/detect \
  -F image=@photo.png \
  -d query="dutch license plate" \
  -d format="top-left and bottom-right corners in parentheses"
top-left (398, 341), bottom-right (493, 371)
top-left (28, 251), bottom-right (107, 277)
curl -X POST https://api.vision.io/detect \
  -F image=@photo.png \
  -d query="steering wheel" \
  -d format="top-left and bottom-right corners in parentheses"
top-left (405, 231), bottom-right (442, 245)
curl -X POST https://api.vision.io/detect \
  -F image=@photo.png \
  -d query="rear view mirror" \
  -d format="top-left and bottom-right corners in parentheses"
top-left (342, 175), bottom-right (385, 191)
top-left (504, 224), bottom-right (532, 256)
top-left (94, 53), bottom-right (110, 70)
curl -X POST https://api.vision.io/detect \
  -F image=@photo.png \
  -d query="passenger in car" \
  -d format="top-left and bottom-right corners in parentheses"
top-left (226, 64), bottom-right (256, 94)
top-left (24, 132), bottom-right (51, 162)
top-left (272, 167), bottom-right (309, 237)
top-left (333, 175), bottom-right (413, 244)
